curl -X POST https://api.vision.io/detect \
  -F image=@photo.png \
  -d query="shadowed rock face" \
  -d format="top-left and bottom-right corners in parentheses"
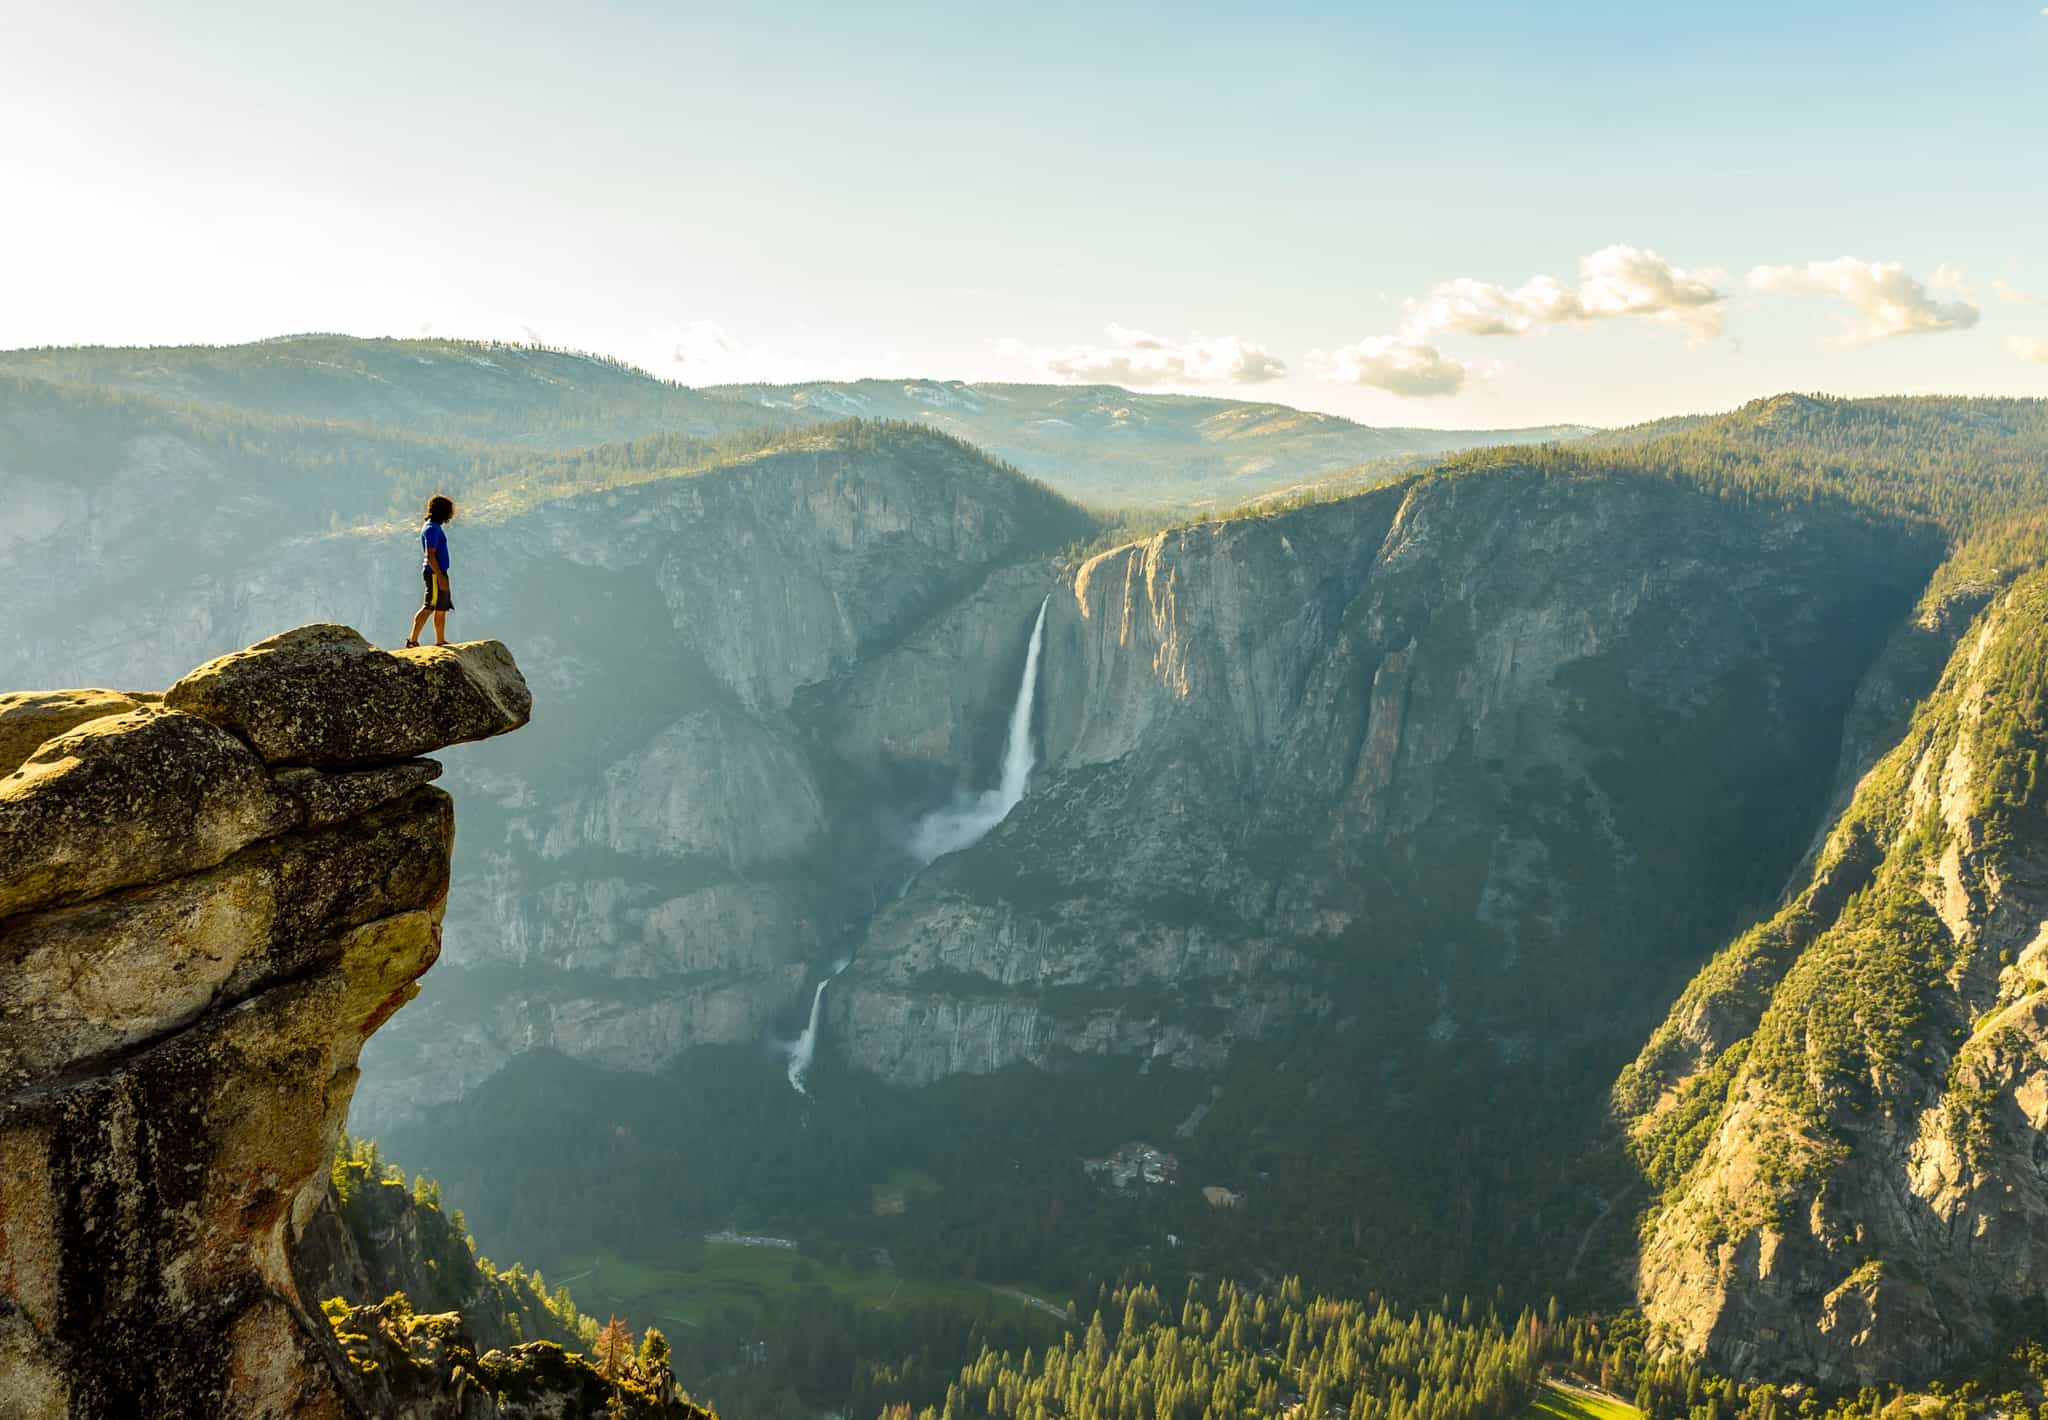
top-left (0, 630), bottom-right (527, 1420)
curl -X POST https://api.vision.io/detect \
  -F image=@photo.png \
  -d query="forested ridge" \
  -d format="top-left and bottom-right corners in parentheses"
top-left (0, 335), bottom-right (786, 447)
top-left (1589, 395), bottom-right (2048, 528)
top-left (0, 333), bottom-right (1578, 510)
top-left (887, 1278), bottom-right (1546, 1420)
top-left (1210, 394), bottom-right (2048, 584)
top-left (874, 1280), bottom-right (2048, 1420)
top-left (325, 1134), bottom-right (600, 1349)
top-left (1, 368), bottom-right (1081, 531)
top-left (1483, 394), bottom-right (2048, 590)
top-left (317, 1136), bottom-right (715, 1415)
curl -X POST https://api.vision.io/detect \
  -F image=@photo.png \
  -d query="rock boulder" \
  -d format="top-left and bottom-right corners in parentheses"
top-left (0, 689), bottom-right (152, 776)
top-left (0, 708), bottom-right (297, 920)
top-left (164, 624), bottom-right (531, 767)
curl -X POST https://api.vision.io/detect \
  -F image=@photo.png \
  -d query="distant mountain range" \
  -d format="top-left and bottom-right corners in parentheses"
top-left (706, 377), bottom-right (1592, 505)
top-left (0, 335), bottom-right (1591, 508)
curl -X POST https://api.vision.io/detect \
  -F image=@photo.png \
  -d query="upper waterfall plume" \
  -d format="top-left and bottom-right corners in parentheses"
top-left (908, 596), bottom-right (1050, 864)
top-left (787, 596), bottom-right (1051, 1095)
top-left (786, 956), bottom-right (851, 1095)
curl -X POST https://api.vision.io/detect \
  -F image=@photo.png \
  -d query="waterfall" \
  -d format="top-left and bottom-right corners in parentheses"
top-left (785, 596), bottom-right (1052, 1096)
top-left (908, 595), bottom-right (1049, 865)
top-left (786, 957), bottom-right (850, 1095)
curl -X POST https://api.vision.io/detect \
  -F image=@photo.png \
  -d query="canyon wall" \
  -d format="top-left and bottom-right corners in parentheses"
top-left (1621, 577), bottom-right (2048, 1383)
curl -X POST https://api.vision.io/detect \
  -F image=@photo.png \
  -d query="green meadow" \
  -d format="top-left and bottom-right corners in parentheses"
top-left (1523, 1383), bottom-right (1646, 1420)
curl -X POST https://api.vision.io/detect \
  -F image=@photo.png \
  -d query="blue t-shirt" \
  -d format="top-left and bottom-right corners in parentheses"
top-left (421, 520), bottom-right (450, 573)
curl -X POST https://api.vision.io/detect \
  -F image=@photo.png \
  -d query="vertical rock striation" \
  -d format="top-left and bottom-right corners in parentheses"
top-left (833, 471), bottom-right (1930, 1088)
top-left (0, 627), bottom-right (529, 1419)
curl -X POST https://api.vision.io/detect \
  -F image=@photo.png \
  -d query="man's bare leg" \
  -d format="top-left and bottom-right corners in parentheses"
top-left (432, 610), bottom-right (449, 646)
top-left (407, 607), bottom-right (432, 646)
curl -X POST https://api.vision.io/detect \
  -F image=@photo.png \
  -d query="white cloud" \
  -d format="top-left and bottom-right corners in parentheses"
top-left (999, 324), bottom-right (1287, 386)
top-left (1995, 279), bottom-right (2044, 306)
top-left (1308, 336), bottom-right (1475, 397)
top-left (1930, 263), bottom-right (1969, 291)
top-left (2010, 336), bottom-right (2048, 364)
top-left (1746, 257), bottom-right (1980, 343)
top-left (1401, 244), bottom-right (1727, 342)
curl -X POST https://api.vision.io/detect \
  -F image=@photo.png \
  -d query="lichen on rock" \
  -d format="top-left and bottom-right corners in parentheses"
top-left (0, 689), bottom-right (153, 776)
top-left (0, 706), bottom-right (299, 919)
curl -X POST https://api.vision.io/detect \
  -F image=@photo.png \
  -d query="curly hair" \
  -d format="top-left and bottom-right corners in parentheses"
top-left (425, 494), bottom-right (456, 524)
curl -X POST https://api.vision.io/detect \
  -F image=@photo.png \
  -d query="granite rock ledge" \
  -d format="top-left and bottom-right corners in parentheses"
top-left (0, 628), bottom-right (529, 1420)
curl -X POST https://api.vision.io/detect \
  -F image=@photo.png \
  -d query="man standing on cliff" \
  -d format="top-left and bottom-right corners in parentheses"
top-left (405, 495), bottom-right (457, 648)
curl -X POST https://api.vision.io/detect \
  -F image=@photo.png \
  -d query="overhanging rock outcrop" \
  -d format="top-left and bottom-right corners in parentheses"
top-left (0, 629), bottom-right (529, 1419)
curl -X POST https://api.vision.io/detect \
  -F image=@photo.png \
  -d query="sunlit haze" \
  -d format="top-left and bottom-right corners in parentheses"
top-left (5, 0), bottom-right (2046, 426)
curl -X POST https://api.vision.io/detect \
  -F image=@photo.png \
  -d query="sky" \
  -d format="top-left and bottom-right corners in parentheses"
top-left (2, 0), bottom-right (2045, 429)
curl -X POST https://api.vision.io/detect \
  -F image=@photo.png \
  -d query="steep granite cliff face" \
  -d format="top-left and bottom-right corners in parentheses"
top-left (0, 627), bottom-right (529, 1419)
top-left (832, 470), bottom-right (1930, 1095)
top-left (0, 425), bottom-right (1092, 1131)
top-left (1619, 575), bottom-right (2048, 1384)
top-left (341, 430), bottom-right (1088, 1126)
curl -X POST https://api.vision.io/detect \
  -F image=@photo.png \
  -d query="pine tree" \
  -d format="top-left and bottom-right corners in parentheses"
top-left (594, 1314), bottom-right (636, 1418)
top-left (638, 1326), bottom-right (673, 1398)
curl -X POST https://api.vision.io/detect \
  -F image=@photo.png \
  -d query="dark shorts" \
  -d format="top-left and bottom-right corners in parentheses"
top-left (421, 568), bottom-right (453, 612)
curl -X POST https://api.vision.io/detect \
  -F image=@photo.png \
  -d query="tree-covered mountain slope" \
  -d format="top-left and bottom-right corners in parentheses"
top-left (303, 1137), bottom-right (713, 1418)
top-left (301, 1137), bottom-right (593, 1355)
top-left (1617, 573), bottom-right (2048, 1385)
top-left (1568, 394), bottom-right (2048, 544)
top-left (0, 335), bottom-right (1589, 509)
top-left (709, 377), bottom-right (1591, 506)
top-left (0, 365), bottom-right (863, 542)
top-left (0, 336), bottom-right (787, 447)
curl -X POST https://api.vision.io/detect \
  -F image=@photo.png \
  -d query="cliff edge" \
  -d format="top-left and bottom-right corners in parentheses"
top-left (0, 626), bottom-right (529, 1418)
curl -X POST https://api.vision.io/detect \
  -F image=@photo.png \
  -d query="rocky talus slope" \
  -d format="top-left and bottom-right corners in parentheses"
top-left (1619, 575), bottom-right (2048, 1383)
top-left (0, 626), bottom-right (671, 1417)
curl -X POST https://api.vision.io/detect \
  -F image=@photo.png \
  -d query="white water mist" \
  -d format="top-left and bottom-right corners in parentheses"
top-left (908, 596), bottom-right (1049, 865)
